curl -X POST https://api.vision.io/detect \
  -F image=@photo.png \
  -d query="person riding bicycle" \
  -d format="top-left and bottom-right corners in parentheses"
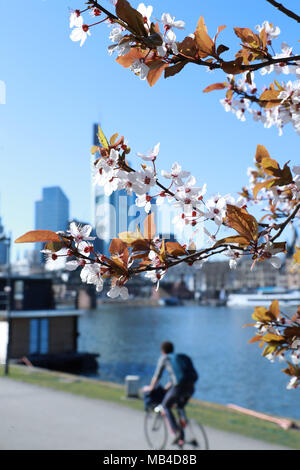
top-left (145, 341), bottom-right (198, 445)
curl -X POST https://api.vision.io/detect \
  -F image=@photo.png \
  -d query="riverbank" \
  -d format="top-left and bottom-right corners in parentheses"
top-left (1, 365), bottom-right (299, 449)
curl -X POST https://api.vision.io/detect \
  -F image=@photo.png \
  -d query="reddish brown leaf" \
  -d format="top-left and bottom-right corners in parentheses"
top-left (214, 235), bottom-right (251, 247)
top-left (195, 16), bottom-right (214, 56)
top-left (109, 238), bottom-right (127, 255)
top-left (15, 230), bottom-right (61, 244)
top-left (203, 82), bottom-right (227, 93)
top-left (164, 60), bottom-right (188, 78)
top-left (259, 89), bottom-right (281, 108)
top-left (177, 37), bottom-right (199, 59)
top-left (221, 57), bottom-right (244, 74)
top-left (131, 239), bottom-right (150, 252)
top-left (116, 0), bottom-right (147, 37)
top-left (263, 333), bottom-right (285, 343)
top-left (214, 25), bottom-right (226, 43)
top-left (116, 48), bottom-right (146, 68)
top-left (255, 144), bottom-right (270, 163)
top-left (248, 335), bottom-right (263, 344)
top-left (165, 241), bottom-right (187, 257)
top-left (226, 204), bottom-right (259, 242)
top-left (146, 60), bottom-right (169, 87)
top-left (261, 156), bottom-right (280, 176)
top-left (268, 300), bottom-right (280, 320)
top-left (259, 28), bottom-right (267, 49)
top-left (217, 44), bottom-right (229, 55)
top-left (234, 27), bottom-right (260, 46)
top-left (253, 179), bottom-right (277, 199)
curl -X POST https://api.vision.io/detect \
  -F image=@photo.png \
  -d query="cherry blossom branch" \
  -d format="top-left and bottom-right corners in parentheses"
top-left (120, 160), bottom-right (205, 217)
top-left (266, 0), bottom-right (300, 24)
top-left (230, 85), bottom-right (261, 104)
top-left (130, 244), bottom-right (248, 275)
top-left (86, 0), bottom-right (300, 74)
top-left (242, 55), bottom-right (300, 72)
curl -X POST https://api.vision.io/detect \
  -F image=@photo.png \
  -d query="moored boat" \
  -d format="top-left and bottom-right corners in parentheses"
top-left (227, 287), bottom-right (300, 307)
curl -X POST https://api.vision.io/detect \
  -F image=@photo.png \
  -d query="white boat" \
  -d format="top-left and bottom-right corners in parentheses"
top-left (227, 288), bottom-right (300, 307)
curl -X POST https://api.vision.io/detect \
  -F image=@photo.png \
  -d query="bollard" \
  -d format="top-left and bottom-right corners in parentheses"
top-left (125, 375), bottom-right (140, 398)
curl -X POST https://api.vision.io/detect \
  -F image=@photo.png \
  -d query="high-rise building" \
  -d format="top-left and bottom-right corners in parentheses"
top-left (35, 187), bottom-right (69, 232)
top-left (0, 217), bottom-right (7, 265)
top-left (35, 186), bottom-right (69, 262)
top-left (92, 124), bottom-right (143, 256)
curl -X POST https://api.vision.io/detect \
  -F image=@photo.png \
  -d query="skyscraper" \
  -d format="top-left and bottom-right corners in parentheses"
top-left (0, 216), bottom-right (7, 265)
top-left (92, 124), bottom-right (143, 256)
top-left (35, 187), bottom-right (69, 262)
top-left (93, 170), bottom-right (138, 255)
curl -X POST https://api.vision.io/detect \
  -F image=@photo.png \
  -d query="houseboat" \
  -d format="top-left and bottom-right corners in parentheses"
top-left (0, 275), bottom-right (99, 373)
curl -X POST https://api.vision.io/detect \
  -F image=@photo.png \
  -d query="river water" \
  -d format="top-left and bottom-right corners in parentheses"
top-left (78, 304), bottom-right (299, 420)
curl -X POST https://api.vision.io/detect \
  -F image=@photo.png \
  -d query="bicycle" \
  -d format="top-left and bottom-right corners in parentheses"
top-left (144, 403), bottom-right (209, 450)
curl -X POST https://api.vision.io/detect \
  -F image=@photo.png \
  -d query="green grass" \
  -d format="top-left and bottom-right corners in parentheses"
top-left (1, 365), bottom-right (300, 449)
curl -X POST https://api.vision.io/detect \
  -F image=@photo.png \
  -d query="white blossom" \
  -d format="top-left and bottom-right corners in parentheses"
top-left (135, 166), bottom-right (157, 193)
top-left (291, 351), bottom-right (300, 366)
top-left (70, 16), bottom-right (91, 47)
top-left (265, 352), bottom-right (275, 363)
top-left (205, 194), bottom-right (227, 226)
top-left (161, 13), bottom-right (185, 30)
top-left (81, 263), bottom-right (103, 292)
top-left (129, 60), bottom-right (149, 80)
top-left (161, 162), bottom-right (190, 186)
top-left (255, 21), bottom-right (280, 40)
top-left (117, 170), bottom-right (145, 196)
top-left (137, 142), bottom-right (160, 161)
top-left (135, 194), bottom-right (152, 213)
top-left (137, 3), bottom-right (153, 26)
top-left (108, 284), bottom-right (129, 299)
top-left (68, 222), bottom-right (94, 241)
top-left (224, 246), bottom-right (241, 269)
top-left (69, 11), bottom-right (82, 29)
top-left (287, 376), bottom-right (298, 390)
top-left (262, 241), bottom-right (283, 269)
top-left (109, 27), bottom-right (123, 43)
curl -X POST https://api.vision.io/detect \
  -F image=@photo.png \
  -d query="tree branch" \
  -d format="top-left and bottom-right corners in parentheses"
top-left (271, 202), bottom-right (300, 242)
top-left (130, 244), bottom-right (248, 275)
top-left (88, 0), bottom-right (300, 76)
top-left (266, 0), bottom-right (300, 24)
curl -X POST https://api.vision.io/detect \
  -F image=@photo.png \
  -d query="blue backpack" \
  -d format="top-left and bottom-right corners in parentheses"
top-left (169, 353), bottom-right (199, 385)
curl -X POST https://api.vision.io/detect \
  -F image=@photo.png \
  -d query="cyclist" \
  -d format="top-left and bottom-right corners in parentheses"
top-left (144, 341), bottom-right (198, 445)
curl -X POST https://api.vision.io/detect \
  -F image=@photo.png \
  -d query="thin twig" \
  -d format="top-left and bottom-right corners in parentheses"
top-left (266, 0), bottom-right (300, 24)
top-left (271, 202), bottom-right (300, 242)
top-left (131, 244), bottom-right (248, 275)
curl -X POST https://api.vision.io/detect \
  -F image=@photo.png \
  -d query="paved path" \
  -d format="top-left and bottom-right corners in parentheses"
top-left (0, 377), bottom-right (290, 450)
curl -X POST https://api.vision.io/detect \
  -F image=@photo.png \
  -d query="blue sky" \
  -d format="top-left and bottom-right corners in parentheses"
top-left (0, 0), bottom-right (299, 259)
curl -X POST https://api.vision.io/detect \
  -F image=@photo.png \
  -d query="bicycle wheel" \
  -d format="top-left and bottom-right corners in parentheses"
top-left (183, 419), bottom-right (209, 450)
top-left (144, 409), bottom-right (168, 450)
